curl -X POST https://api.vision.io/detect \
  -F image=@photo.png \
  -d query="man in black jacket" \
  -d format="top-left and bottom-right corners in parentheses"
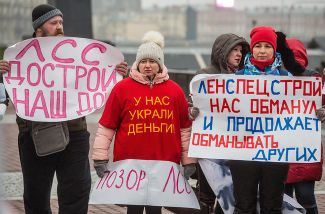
top-left (0, 4), bottom-right (127, 214)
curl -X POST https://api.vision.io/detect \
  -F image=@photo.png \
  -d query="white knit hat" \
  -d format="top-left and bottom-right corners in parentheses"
top-left (136, 31), bottom-right (165, 69)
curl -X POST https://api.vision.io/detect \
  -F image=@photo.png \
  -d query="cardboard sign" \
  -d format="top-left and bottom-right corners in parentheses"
top-left (90, 159), bottom-right (200, 209)
top-left (3, 37), bottom-right (124, 121)
top-left (189, 74), bottom-right (322, 163)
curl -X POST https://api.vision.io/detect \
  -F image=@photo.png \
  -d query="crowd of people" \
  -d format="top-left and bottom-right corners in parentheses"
top-left (0, 3), bottom-right (324, 214)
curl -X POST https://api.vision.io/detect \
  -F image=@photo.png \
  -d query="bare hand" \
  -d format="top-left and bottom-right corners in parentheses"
top-left (0, 60), bottom-right (10, 74)
top-left (115, 61), bottom-right (128, 77)
top-left (316, 106), bottom-right (325, 122)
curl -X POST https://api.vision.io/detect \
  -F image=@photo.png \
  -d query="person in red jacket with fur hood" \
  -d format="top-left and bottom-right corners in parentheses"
top-left (276, 32), bottom-right (324, 214)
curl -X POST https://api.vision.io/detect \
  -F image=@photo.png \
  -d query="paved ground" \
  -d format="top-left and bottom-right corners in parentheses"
top-left (1, 106), bottom-right (325, 213)
top-left (0, 107), bottom-right (175, 214)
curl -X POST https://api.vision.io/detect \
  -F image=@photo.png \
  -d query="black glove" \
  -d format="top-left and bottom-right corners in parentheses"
top-left (189, 106), bottom-right (200, 120)
top-left (183, 163), bottom-right (196, 180)
top-left (276, 31), bottom-right (305, 76)
top-left (276, 31), bottom-right (287, 55)
top-left (188, 98), bottom-right (200, 120)
top-left (94, 160), bottom-right (109, 178)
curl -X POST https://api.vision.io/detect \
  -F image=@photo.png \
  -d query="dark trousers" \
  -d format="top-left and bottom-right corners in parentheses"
top-left (229, 160), bottom-right (289, 214)
top-left (18, 130), bottom-right (91, 214)
top-left (285, 181), bottom-right (318, 214)
top-left (197, 164), bottom-right (224, 214)
top-left (127, 205), bottom-right (162, 214)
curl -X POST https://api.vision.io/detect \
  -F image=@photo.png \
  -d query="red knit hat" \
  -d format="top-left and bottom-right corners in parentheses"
top-left (250, 26), bottom-right (277, 51)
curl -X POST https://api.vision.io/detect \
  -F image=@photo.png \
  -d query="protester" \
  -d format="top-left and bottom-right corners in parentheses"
top-left (276, 32), bottom-right (323, 214)
top-left (228, 26), bottom-right (291, 214)
top-left (91, 31), bottom-right (197, 214)
top-left (192, 33), bottom-right (249, 214)
top-left (198, 34), bottom-right (249, 75)
top-left (0, 4), bottom-right (128, 214)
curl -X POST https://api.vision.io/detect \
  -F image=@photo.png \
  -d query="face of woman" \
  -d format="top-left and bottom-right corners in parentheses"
top-left (227, 45), bottom-right (243, 68)
top-left (252, 42), bottom-right (274, 61)
top-left (138, 58), bottom-right (160, 79)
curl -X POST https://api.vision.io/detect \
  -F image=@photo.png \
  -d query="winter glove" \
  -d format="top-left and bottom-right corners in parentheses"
top-left (94, 160), bottom-right (109, 178)
top-left (275, 31), bottom-right (305, 76)
top-left (183, 163), bottom-right (196, 180)
top-left (276, 31), bottom-right (288, 55)
top-left (188, 99), bottom-right (200, 120)
top-left (316, 106), bottom-right (325, 122)
top-left (189, 107), bottom-right (200, 121)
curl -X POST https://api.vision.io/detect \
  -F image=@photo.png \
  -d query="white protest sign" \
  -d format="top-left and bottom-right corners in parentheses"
top-left (90, 159), bottom-right (200, 209)
top-left (189, 74), bottom-right (322, 163)
top-left (199, 159), bottom-right (306, 214)
top-left (3, 37), bottom-right (124, 122)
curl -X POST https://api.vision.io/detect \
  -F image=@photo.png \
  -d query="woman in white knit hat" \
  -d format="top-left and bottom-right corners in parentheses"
top-left (91, 31), bottom-right (197, 214)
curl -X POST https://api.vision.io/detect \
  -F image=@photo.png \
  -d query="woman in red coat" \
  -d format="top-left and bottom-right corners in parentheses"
top-left (276, 33), bottom-right (323, 214)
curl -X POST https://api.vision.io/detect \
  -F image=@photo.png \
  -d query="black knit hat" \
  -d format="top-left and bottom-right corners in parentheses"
top-left (32, 4), bottom-right (63, 30)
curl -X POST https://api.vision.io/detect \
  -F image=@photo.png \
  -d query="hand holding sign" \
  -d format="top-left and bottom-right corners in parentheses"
top-left (3, 37), bottom-right (124, 122)
top-left (316, 106), bottom-right (325, 122)
top-left (189, 74), bottom-right (322, 163)
top-left (115, 61), bottom-right (128, 77)
top-left (0, 60), bottom-right (10, 74)
top-left (94, 160), bottom-right (109, 178)
top-left (90, 159), bottom-right (200, 209)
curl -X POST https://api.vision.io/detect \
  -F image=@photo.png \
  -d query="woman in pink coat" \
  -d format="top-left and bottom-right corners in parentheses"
top-left (91, 31), bottom-right (197, 214)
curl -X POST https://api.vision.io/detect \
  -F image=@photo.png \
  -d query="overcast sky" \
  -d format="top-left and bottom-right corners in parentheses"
top-left (142, 0), bottom-right (322, 9)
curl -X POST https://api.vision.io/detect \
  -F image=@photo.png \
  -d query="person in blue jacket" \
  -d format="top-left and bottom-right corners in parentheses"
top-left (229, 26), bottom-right (290, 214)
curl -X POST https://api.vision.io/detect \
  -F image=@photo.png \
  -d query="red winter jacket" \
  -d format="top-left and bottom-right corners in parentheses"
top-left (92, 63), bottom-right (196, 165)
top-left (286, 147), bottom-right (323, 183)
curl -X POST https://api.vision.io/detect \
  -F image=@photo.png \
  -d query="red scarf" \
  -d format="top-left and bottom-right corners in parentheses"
top-left (250, 57), bottom-right (274, 71)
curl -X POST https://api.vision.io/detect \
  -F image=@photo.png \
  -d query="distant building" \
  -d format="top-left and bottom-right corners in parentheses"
top-left (92, 0), bottom-right (141, 14)
top-left (186, 6), bottom-right (197, 41)
top-left (92, 4), bottom-right (190, 43)
top-left (246, 6), bottom-right (325, 42)
top-left (196, 6), bottom-right (247, 42)
top-left (49, 0), bottom-right (93, 38)
top-left (196, 5), bottom-right (325, 43)
top-left (92, 0), bottom-right (142, 42)
top-left (1, 1), bottom-right (325, 47)
top-left (0, 0), bottom-right (46, 45)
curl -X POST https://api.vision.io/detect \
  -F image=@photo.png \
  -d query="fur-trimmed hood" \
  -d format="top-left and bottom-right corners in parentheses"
top-left (208, 33), bottom-right (249, 74)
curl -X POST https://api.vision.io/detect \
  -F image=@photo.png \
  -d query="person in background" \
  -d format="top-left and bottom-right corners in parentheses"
top-left (91, 31), bottom-right (197, 214)
top-left (197, 34), bottom-right (249, 75)
top-left (276, 32), bottom-right (323, 214)
top-left (0, 4), bottom-right (128, 214)
top-left (191, 33), bottom-right (249, 214)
